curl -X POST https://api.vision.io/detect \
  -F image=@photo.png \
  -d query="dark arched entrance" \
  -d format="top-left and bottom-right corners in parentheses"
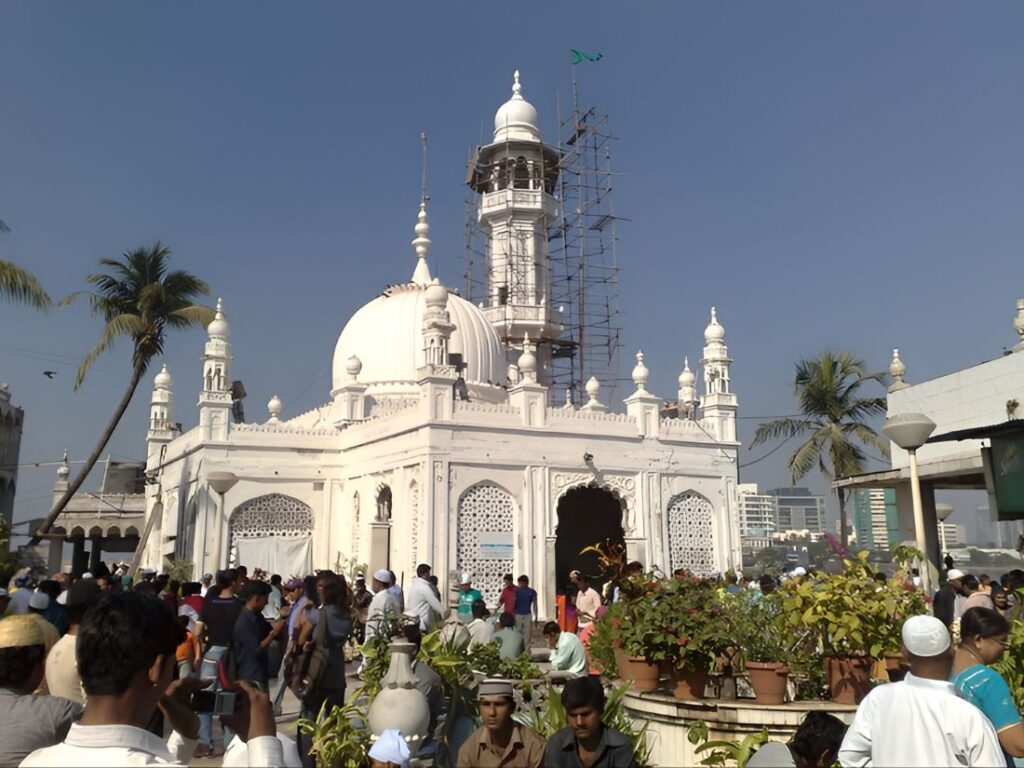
top-left (555, 484), bottom-right (626, 594)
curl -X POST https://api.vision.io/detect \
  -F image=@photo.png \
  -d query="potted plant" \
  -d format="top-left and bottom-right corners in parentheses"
top-left (651, 573), bottom-right (727, 700)
top-left (878, 546), bottom-right (928, 682)
top-left (727, 591), bottom-right (790, 705)
top-left (781, 552), bottom-right (891, 704)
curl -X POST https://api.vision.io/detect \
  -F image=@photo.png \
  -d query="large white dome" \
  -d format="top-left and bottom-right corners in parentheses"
top-left (332, 283), bottom-right (506, 395)
top-left (494, 70), bottom-right (540, 142)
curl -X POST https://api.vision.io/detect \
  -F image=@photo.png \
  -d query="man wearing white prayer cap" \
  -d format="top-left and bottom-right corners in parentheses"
top-left (839, 615), bottom-right (1004, 767)
top-left (455, 571), bottom-right (482, 625)
top-left (368, 729), bottom-right (411, 768)
top-left (457, 679), bottom-right (545, 768)
top-left (365, 570), bottom-right (401, 641)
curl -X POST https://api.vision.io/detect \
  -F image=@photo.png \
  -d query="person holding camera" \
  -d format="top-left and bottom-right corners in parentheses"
top-left (20, 590), bottom-right (283, 767)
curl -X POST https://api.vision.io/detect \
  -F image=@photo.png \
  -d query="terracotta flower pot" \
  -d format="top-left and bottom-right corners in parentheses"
top-left (746, 661), bottom-right (789, 705)
top-left (614, 650), bottom-right (660, 692)
top-left (824, 656), bottom-right (873, 704)
top-left (884, 652), bottom-right (908, 683)
top-left (673, 667), bottom-right (708, 700)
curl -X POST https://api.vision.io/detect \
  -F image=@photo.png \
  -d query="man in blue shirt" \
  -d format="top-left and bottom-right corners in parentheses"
top-left (514, 575), bottom-right (538, 648)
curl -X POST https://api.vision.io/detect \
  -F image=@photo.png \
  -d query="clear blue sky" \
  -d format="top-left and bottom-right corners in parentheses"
top-left (2, 2), bottom-right (1022, 542)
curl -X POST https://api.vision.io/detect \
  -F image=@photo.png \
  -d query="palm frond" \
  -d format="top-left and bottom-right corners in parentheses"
top-left (0, 260), bottom-right (51, 310)
top-left (751, 417), bottom-right (815, 448)
top-left (75, 314), bottom-right (145, 389)
top-left (168, 304), bottom-right (216, 327)
top-left (788, 429), bottom-right (828, 483)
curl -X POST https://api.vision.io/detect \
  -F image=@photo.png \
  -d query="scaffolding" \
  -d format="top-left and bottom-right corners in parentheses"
top-left (464, 69), bottom-right (623, 407)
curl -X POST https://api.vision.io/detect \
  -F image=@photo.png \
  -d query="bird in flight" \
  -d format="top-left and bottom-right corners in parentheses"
top-left (43, 371), bottom-right (57, 379)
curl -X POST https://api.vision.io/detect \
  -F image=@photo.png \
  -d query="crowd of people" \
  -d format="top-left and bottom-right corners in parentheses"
top-left (4, 557), bottom-right (1024, 768)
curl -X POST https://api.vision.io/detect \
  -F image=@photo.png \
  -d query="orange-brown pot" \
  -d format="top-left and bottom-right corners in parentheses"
top-left (746, 661), bottom-right (789, 705)
top-left (614, 650), bottom-right (660, 692)
top-left (673, 668), bottom-right (708, 700)
top-left (824, 656), bottom-right (873, 704)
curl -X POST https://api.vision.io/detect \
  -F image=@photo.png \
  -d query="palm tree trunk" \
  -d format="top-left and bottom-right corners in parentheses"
top-left (837, 487), bottom-right (849, 548)
top-left (32, 361), bottom-right (147, 543)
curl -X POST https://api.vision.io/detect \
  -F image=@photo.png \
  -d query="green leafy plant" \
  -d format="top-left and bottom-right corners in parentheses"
top-left (296, 698), bottom-right (371, 768)
top-left (994, 619), bottom-right (1024, 710)
top-left (724, 591), bottom-right (789, 664)
top-left (162, 557), bottom-right (193, 583)
top-left (466, 642), bottom-right (542, 680)
top-left (781, 551), bottom-right (916, 659)
top-left (515, 682), bottom-right (652, 768)
top-left (687, 722), bottom-right (770, 767)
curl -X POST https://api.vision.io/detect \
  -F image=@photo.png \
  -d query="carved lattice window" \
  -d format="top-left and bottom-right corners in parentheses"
top-left (666, 491), bottom-right (716, 577)
top-left (456, 483), bottom-right (514, 605)
top-left (230, 494), bottom-right (314, 540)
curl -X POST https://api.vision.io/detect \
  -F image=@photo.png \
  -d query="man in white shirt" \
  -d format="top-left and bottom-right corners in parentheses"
top-left (365, 570), bottom-right (401, 641)
top-left (199, 573), bottom-right (213, 598)
top-left (838, 614), bottom-right (1004, 767)
top-left (407, 563), bottom-right (444, 632)
top-left (574, 575), bottom-right (602, 631)
top-left (21, 591), bottom-right (282, 767)
top-left (466, 600), bottom-right (494, 647)
top-left (45, 577), bottom-right (101, 705)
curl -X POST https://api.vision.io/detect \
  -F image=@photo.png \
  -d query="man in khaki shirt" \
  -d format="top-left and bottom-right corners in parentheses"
top-left (456, 678), bottom-right (545, 768)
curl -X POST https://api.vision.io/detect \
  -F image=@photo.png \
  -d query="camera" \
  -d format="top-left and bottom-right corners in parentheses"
top-left (191, 690), bottom-right (239, 716)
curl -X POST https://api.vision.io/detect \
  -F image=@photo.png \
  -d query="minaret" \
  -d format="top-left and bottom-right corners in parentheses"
top-left (147, 364), bottom-right (177, 461)
top-left (700, 307), bottom-right (738, 442)
top-left (468, 70), bottom-right (562, 385)
top-left (677, 357), bottom-right (698, 420)
top-left (198, 298), bottom-right (233, 442)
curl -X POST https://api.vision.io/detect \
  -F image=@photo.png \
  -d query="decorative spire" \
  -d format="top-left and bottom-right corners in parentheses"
top-left (581, 376), bottom-right (607, 411)
top-left (512, 69), bottom-right (522, 99)
top-left (1014, 298), bottom-right (1024, 352)
top-left (631, 350), bottom-right (650, 393)
top-left (207, 297), bottom-right (230, 339)
top-left (267, 394), bottom-right (282, 424)
top-left (563, 387), bottom-right (575, 410)
top-left (704, 305), bottom-right (725, 344)
top-left (154, 363), bottom-right (172, 391)
top-left (57, 449), bottom-right (69, 480)
top-left (889, 348), bottom-right (908, 391)
top-left (678, 357), bottom-right (695, 387)
top-left (345, 355), bottom-right (363, 382)
top-left (518, 332), bottom-right (537, 383)
top-left (411, 202), bottom-right (432, 286)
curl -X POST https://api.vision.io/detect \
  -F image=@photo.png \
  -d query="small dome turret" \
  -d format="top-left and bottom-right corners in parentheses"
top-left (494, 70), bottom-right (540, 142)
top-left (153, 364), bottom-right (172, 390)
top-left (207, 298), bottom-right (230, 339)
top-left (704, 306), bottom-right (725, 343)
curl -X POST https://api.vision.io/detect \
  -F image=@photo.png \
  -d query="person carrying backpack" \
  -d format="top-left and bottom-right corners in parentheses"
top-left (294, 574), bottom-right (353, 768)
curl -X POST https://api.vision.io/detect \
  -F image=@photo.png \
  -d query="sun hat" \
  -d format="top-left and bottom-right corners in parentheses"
top-left (902, 615), bottom-right (951, 657)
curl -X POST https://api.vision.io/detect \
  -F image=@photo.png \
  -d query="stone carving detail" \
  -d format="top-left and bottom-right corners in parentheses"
top-left (409, 481), bottom-right (421, 566)
top-left (352, 492), bottom-right (361, 561)
top-left (456, 483), bottom-right (514, 605)
top-left (666, 491), bottom-right (716, 577)
top-left (230, 493), bottom-right (314, 540)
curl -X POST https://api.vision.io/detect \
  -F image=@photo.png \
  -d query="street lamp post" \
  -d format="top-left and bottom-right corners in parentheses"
top-left (936, 503), bottom-right (954, 565)
top-left (882, 413), bottom-right (937, 596)
top-left (207, 471), bottom-right (239, 573)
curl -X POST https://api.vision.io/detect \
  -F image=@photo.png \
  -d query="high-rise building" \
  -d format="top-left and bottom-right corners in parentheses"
top-left (768, 487), bottom-right (826, 536)
top-left (852, 488), bottom-right (900, 551)
top-left (737, 483), bottom-right (777, 550)
top-left (938, 522), bottom-right (966, 549)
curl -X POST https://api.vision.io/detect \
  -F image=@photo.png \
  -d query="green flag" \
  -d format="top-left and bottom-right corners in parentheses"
top-left (571, 49), bottom-right (603, 65)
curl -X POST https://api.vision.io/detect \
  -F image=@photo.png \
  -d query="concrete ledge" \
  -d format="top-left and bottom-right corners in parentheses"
top-left (623, 690), bottom-right (857, 767)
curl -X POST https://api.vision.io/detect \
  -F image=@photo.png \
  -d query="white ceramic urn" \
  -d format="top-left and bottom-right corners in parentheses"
top-left (367, 639), bottom-right (431, 746)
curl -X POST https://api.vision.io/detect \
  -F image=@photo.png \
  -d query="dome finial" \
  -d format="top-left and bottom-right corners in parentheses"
top-left (512, 70), bottom-right (522, 98)
top-left (889, 347), bottom-right (908, 391)
top-left (517, 332), bottom-right (537, 383)
top-left (704, 306), bottom-right (725, 343)
top-left (267, 394), bottom-right (282, 424)
top-left (411, 201), bottom-right (432, 286)
top-left (207, 297), bottom-right (230, 339)
top-left (631, 350), bottom-right (650, 393)
top-left (494, 69), bottom-right (540, 142)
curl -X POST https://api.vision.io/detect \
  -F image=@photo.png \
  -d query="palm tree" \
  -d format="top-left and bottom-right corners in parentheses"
top-left (33, 243), bottom-right (213, 541)
top-left (751, 351), bottom-right (889, 547)
top-left (0, 219), bottom-right (51, 309)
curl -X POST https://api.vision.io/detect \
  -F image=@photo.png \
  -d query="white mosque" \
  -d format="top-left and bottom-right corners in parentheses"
top-left (139, 72), bottom-right (742, 613)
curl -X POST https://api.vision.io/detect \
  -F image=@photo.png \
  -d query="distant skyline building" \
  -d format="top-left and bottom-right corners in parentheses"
top-left (768, 487), bottom-right (826, 536)
top-left (0, 383), bottom-right (24, 535)
top-left (938, 522), bottom-right (966, 549)
top-left (852, 488), bottom-right (900, 552)
top-left (737, 483), bottom-right (777, 551)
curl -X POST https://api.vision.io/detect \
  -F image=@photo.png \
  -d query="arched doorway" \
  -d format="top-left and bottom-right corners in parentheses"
top-left (555, 484), bottom-right (626, 594)
top-left (229, 494), bottom-right (314, 577)
top-left (666, 491), bottom-right (716, 577)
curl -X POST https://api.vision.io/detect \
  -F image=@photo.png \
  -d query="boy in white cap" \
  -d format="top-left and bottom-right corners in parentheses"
top-left (367, 729), bottom-right (411, 768)
top-left (365, 570), bottom-right (400, 641)
top-left (456, 572), bottom-right (483, 625)
top-left (457, 678), bottom-right (545, 768)
top-left (838, 614), bottom-right (1004, 767)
